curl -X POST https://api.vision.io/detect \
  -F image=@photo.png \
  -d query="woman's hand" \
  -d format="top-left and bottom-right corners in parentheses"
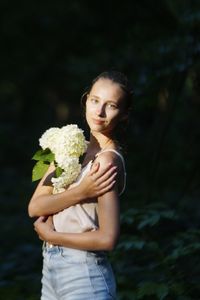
top-left (34, 216), bottom-right (55, 242)
top-left (79, 162), bottom-right (117, 199)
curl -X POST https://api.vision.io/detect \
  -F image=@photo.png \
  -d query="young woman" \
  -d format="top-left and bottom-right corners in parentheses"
top-left (28, 71), bottom-right (132, 300)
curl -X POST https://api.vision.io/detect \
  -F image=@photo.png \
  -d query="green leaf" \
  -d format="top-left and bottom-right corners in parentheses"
top-left (118, 290), bottom-right (137, 300)
top-left (55, 167), bottom-right (63, 177)
top-left (32, 161), bottom-right (49, 182)
top-left (117, 236), bottom-right (146, 250)
top-left (137, 282), bottom-right (169, 299)
top-left (32, 148), bottom-right (54, 163)
top-left (165, 242), bottom-right (200, 261)
top-left (156, 284), bottom-right (169, 300)
top-left (170, 283), bottom-right (185, 296)
top-left (138, 214), bottom-right (160, 229)
top-left (160, 210), bottom-right (177, 220)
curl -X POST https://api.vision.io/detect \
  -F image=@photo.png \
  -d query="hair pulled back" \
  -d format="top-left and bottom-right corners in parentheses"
top-left (81, 70), bottom-right (133, 149)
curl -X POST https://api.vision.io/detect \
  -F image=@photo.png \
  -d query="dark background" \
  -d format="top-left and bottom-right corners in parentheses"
top-left (1, 0), bottom-right (200, 299)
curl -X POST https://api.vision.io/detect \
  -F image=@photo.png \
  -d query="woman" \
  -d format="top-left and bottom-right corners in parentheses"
top-left (28, 71), bottom-right (132, 300)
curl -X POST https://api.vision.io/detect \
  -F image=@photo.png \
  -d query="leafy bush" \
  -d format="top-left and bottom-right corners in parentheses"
top-left (112, 204), bottom-right (200, 299)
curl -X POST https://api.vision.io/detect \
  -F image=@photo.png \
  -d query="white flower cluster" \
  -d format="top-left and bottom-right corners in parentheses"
top-left (51, 158), bottom-right (81, 193)
top-left (39, 127), bottom-right (60, 153)
top-left (39, 124), bottom-right (87, 193)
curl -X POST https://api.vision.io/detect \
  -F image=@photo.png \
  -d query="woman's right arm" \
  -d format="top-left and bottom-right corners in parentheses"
top-left (28, 162), bottom-right (117, 218)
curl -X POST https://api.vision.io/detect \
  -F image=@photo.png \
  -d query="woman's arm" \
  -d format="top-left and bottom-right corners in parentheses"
top-left (28, 161), bottom-right (117, 217)
top-left (34, 188), bottom-right (119, 251)
top-left (34, 152), bottom-right (121, 251)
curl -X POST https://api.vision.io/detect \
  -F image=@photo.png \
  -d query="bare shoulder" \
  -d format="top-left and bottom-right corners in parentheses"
top-left (95, 150), bottom-right (122, 171)
top-left (95, 150), bottom-right (125, 196)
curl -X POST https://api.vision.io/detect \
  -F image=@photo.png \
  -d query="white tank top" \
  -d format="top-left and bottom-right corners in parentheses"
top-left (53, 149), bottom-right (126, 233)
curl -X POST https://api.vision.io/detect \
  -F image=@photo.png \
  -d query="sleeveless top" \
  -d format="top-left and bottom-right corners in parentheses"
top-left (53, 149), bottom-right (126, 233)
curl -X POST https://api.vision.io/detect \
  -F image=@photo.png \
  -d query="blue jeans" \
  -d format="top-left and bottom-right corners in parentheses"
top-left (41, 244), bottom-right (116, 300)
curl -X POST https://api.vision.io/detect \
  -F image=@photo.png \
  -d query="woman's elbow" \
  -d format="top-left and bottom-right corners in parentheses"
top-left (28, 204), bottom-right (35, 218)
top-left (103, 235), bottom-right (119, 251)
top-left (28, 202), bottom-right (39, 218)
top-left (105, 242), bottom-right (115, 251)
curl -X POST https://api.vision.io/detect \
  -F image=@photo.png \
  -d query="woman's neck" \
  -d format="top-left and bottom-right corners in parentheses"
top-left (88, 132), bottom-right (116, 153)
top-left (82, 132), bottom-right (119, 165)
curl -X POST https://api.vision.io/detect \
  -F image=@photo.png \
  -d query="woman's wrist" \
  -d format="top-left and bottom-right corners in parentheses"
top-left (71, 184), bottom-right (86, 202)
top-left (47, 230), bottom-right (59, 245)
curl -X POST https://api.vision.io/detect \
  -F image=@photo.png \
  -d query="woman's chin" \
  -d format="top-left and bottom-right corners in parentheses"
top-left (90, 124), bottom-right (104, 131)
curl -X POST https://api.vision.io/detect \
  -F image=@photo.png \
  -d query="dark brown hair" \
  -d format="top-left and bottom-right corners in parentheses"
top-left (81, 71), bottom-right (133, 149)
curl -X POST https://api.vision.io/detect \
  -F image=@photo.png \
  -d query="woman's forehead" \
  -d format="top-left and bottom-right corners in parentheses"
top-left (90, 78), bottom-right (124, 100)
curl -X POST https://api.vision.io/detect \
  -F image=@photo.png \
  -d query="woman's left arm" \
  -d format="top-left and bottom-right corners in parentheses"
top-left (34, 187), bottom-right (120, 251)
top-left (34, 152), bottom-right (121, 251)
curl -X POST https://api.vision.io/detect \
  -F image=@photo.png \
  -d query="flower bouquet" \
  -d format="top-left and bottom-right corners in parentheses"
top-left (32, 124), bottom-right (87, 193)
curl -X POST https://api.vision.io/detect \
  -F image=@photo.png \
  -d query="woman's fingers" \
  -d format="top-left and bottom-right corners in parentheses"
top-left (81, 161), bottom-right (118, 198)
top-left (90, 168), bottom-right (118, 196)
top-left (46, 215), bottom-right (53, 223)
top-left (46, 215), bottom-right (55, 230)
top-left (94, 166), bottom-right (118, 184)
top-left (97, 171), bottom-right (117, 188)
top-left (34, 216), bottom-right (46, 226)
top-left (89, 162), bottom-right (100, 175)
top-left (97, 180), bottom-right (116, 196)
top-left (90, 162), bottom-right (113, 177)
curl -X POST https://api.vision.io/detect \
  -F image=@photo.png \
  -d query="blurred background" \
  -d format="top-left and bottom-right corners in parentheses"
top-left (1, 0), bottom-right (200, 299)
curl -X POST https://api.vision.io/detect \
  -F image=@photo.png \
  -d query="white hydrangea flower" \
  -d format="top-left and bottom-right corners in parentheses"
top-left (52, 185), bottom-right (66, 194)
top-left (38, 124), bottom-right (87, 194)
top-left (51, 157), bottom-right (81, 193)
top-left (39, 127), bottom-right (60, 153)
top-left (55, 154), bottom-right (79, 172)
top-left (57, 124), bottom-right (87, 157)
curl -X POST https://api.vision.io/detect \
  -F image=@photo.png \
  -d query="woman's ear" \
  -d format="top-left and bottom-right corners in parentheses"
top-left (85, 93), bottom-right (90, 104)
top-left (81, 92), bottom-right (89, 107)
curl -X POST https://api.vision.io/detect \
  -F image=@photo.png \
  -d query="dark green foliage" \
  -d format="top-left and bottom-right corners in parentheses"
top-left (1, 0), bottom-right (200, 299)
top-left (114, 205), bottom-right (200, 299)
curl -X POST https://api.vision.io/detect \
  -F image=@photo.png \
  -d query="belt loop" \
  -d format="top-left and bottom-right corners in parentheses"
top-left (59, 246), bottom-right (63, 256)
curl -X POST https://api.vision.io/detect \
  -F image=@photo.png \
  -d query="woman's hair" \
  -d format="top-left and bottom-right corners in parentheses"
top-left (81, 70), bottom-right (133, 149)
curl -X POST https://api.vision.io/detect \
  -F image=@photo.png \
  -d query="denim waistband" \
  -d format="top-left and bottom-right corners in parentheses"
top-left (43, 242), bottom-right (107, 260)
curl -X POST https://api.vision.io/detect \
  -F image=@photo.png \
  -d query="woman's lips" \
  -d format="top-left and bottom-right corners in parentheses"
top-left (92, 119), bottom-right (105, 125)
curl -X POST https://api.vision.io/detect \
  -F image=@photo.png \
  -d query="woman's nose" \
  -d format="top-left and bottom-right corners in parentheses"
top-left (96, 104), bottom-right (105, 117)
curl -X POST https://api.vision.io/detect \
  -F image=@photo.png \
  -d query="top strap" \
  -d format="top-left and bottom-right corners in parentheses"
top-left (96, 149), bottom-right (126, 195)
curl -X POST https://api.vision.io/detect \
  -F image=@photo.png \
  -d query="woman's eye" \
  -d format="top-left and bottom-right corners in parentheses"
top-left (107, 103), bottom-right (117, 109)
top-left (90, 98), bottom-right (99, 103)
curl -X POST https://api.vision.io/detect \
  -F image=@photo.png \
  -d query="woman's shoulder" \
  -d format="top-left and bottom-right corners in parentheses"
top-left (95, 148), bottom-right (125, 170)
top-left (95, 148), bottom-right (126, 195)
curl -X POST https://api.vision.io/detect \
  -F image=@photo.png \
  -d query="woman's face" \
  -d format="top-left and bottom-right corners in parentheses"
top-left (85, 78), bottom-right (126, 135)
